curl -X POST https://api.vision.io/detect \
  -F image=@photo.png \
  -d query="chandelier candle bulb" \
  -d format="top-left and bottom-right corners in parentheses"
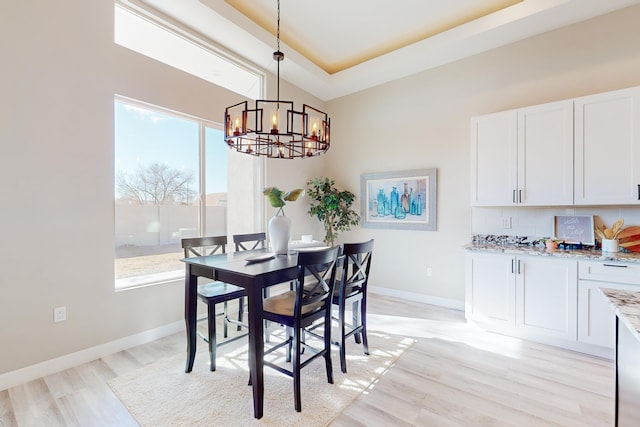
top-left (271, 110), bottom-right (279, 133)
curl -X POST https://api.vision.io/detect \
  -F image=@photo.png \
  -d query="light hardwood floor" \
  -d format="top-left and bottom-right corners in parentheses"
top-left (1, 294), bottom-right (614, 426)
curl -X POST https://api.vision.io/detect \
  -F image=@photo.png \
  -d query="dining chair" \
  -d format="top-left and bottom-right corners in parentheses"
top-left (332, 239), bottom-right (374, 373)
top-left (258, 246), bottom-right (340, 412)
top-left (233, 232), bottom-right (267, 252)
top-left (181, 236), bottom-right (247, 371)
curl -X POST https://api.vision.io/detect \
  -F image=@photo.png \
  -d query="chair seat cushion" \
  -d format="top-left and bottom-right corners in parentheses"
top-left (263, 291), bottom-right (323, 317)
top-left (197, 281), bottom-right (246, 303)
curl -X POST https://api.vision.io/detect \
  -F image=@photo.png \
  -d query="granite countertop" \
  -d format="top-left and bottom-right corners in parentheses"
top-left (465, 242), bottom-right (640, 264)
top-left (600, 288), bottom-right (640, 339)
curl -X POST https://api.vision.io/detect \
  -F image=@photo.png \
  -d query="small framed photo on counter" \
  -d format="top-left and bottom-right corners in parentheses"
top-left (553, 215), bottom-right (595, 245)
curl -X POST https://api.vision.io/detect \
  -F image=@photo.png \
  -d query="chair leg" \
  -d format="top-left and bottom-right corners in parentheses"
top-left (352, 301), bottom-right (362, 344)
top-left (237, 297), bottom-right (244, 331)
top-left (324, 311), bottom-right (334, 384)
top-left (286, 326), bottom-right (293, 363)
top-left (338, 302), bottom-right (347, 373)
top-left (207, 302), bottom-right (217, 371)
top-left (293, 327), bottom-right (302, 412)
top-left (361, 297), bottom-right (369, 356)
top-left (223, 301), bottom-right (229, 338)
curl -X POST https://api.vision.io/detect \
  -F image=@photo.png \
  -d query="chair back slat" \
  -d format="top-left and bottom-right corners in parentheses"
top-left (339, 239), bottom-right (374, 295)
top-left (233, 232), bottom-right (266, 252)
top-left (294, 247), bottom-right (340, 317)
top-left (181, 236), bottom-right (227, 258)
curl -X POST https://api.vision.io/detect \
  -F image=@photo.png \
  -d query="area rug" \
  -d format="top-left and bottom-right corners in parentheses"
top-left (108, 331), bottom-right (413, 426)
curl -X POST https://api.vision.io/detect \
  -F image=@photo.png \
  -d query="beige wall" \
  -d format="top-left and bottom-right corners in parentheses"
top-left (2, 0), bottom-right (640, 380)
top-left (0, 0), bottom-right (323, 377)
top-left (324, 5), bottom-right (640, 303)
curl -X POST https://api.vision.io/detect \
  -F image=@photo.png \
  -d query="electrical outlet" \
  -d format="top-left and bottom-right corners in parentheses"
top-left (54, 306), bottom-right (67, 323)
top-left (502, 217), bottom-right (512, 229)
top-left (426, 267), bottom-right (433, 277)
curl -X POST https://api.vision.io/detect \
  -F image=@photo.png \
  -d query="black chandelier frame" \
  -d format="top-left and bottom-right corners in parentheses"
top-left (223, 0), bottom-right (331, 159)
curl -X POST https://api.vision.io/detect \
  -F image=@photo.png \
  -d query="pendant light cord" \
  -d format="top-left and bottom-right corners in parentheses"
top-left (276, 0), bottom-right (280, 53)
top-left (275, 0), bottom-right (281, 103)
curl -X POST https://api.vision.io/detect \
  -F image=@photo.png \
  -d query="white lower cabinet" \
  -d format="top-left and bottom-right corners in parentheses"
top-left (465, 252), bottom-right (516, 328)
top-left (578, 261), bottom-right (640, 349)
top-left (467, 253), bottom-right (640, 357)
top-left (516, 256), bottom-right (577, 341)
top-left (466, 253), bottom-right (577, 343)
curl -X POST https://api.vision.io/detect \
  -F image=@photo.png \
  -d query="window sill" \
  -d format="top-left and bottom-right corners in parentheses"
top-left (115, 269), bottom-right (183, 291)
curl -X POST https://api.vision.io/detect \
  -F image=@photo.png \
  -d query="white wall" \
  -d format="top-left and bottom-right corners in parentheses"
top-left (325, 4), bottom-right (640, 303)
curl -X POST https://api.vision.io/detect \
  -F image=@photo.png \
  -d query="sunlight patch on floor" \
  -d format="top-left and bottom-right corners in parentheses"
top-left (366, 312), bottom-right (524, 359)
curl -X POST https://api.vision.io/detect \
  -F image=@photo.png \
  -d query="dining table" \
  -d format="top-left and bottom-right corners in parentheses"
top-left (181, 249), bottom-right (301, 419)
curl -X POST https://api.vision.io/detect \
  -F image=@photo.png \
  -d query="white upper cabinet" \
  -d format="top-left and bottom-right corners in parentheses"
top-left (518, 100), bottom-right (574, 206)
top-left (470, 99), bottom-right (574, 206)
top-left (574, 86), bottom-right (640, 205)
top-left (470, 110), bottom-right (517, 206)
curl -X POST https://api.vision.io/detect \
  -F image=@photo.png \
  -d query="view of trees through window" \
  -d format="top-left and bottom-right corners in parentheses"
top-left (114, 99), bottom-right (228, 289)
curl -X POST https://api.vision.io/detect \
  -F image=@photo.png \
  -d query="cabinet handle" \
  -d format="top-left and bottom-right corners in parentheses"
top-left (519, 190), bottom-right (523, 203)
top-left (603, 263), bottom-right (628, 268)
top-left (512, 189), bottom-right (517, 204)
top-left (517, 259), bottom-right (522, 274)
top-left (511, 259), bottom-right (515, 274)
top-left (637, 184), bottom-right (639, 200)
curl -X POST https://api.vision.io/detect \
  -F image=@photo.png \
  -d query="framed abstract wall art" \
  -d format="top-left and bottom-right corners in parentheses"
top-left (360, 168), bottom-right (437, 231)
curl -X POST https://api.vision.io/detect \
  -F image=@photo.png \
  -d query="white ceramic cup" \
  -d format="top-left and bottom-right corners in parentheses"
top-left (301, 234), bottom-right (313, 243)
top-left (602, 238), bottom-right (619, 253)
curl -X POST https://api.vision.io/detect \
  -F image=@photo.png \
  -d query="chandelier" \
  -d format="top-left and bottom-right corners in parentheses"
top-left (224, 0), bottom-right (330, 159)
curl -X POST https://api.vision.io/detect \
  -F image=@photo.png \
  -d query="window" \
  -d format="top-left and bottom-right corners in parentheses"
top-left (114, 98), bottom-right (229, 290)
top-left (113, 2), bottom-right (264, 290)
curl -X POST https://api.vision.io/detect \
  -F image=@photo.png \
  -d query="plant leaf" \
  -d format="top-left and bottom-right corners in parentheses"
top-left (263, 187), bottom-right (285, 208)
top-left (284, 189), bottom-right (305, 202)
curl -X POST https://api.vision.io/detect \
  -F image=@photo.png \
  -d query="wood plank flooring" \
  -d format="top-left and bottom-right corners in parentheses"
top-left (1, 294), bottom-right (614, 426)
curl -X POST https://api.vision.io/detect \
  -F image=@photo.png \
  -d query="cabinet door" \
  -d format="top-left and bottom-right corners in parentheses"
top-left (516, 257), bottom-right (577, 340)
top-left (578, 280), bottom-right (639, 348)
top-left (470, 110), bottom-right (517, 206)
top-left (518, 100), bottom-right (574, 205)
top-left (575, 86), bottom-right (640, 205)
top-left (465, 252), bottom-right (515, 328)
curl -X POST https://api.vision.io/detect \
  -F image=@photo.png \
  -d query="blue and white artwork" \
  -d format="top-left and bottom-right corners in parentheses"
top-left (361, 168), bottom-right (437, 231)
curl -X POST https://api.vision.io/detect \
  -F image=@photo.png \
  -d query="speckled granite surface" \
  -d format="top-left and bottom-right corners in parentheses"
top-left (465, 236), bottom-right (640, 264)
top-left (601, 288), bottom-right (640, 339)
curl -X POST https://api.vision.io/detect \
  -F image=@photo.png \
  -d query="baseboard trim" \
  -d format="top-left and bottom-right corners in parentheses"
top-left (0, 320), bottom-right (184, 392)
top-left (369, 286), bottom-right (464, 311)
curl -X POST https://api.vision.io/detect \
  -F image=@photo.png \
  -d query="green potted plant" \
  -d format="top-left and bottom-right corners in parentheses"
top-left (263, 187), bottom-right (304, 254)
top-left (306, 177), bottom-right (360, 246)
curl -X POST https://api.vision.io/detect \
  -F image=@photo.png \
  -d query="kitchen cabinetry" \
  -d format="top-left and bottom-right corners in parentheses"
top-left (465, 252), bottom-right (515, 328)
top-left (470, 110), bottom-right (516, 206)
top-left (470, 99), bottom-right (573, 206)
top-left (574, 86), bottom-right (640, 205)
top-left (615, 314), bottom-right (640, 426)
top-left (466, 252), bottom-right (577, 342)
top-left (516, 255), bottom-right (577, 340)
top-left (578, 261), bottom-right (640, 349)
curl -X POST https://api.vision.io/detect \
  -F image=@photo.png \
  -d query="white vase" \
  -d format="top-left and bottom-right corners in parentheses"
top-left (268, 215), bottom-right (291, 255)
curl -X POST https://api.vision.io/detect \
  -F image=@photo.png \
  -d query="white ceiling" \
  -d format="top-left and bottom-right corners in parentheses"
top-left (138, 0), bottom-right (640, 101)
